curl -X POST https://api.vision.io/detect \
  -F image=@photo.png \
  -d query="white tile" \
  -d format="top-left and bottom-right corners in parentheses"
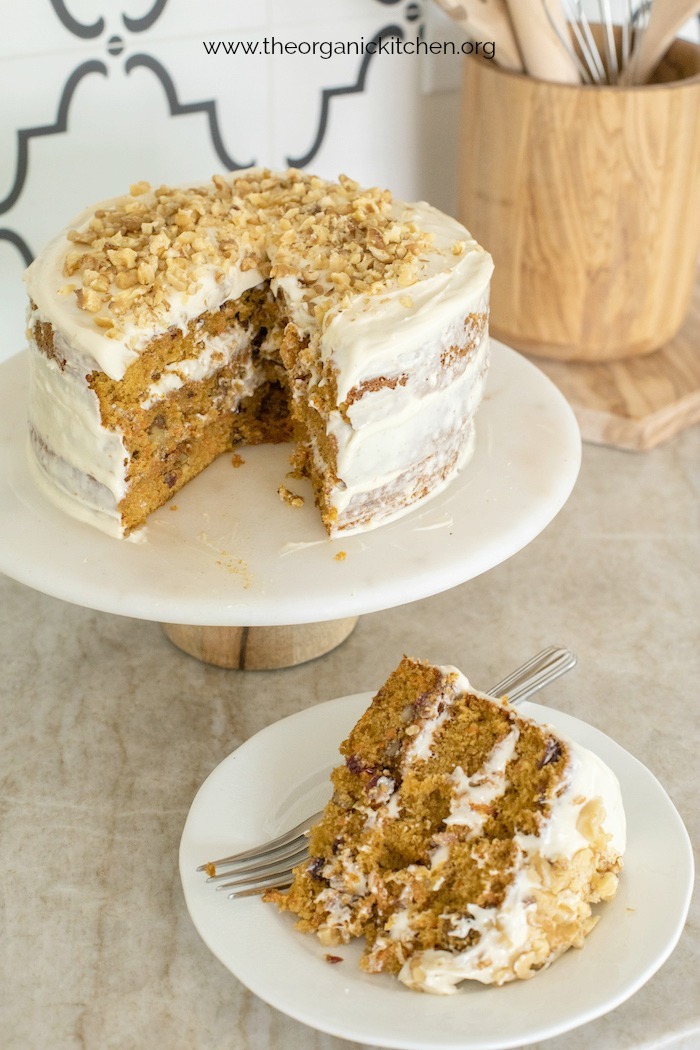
top-left (267, 11), bottom-right (422, 171)
top-left (138, 36), bottom-right (271, 172)
top-left (135, 0), bottom-right (269, 38)
top-left (294, 45), bottom-right (426, 200)
top-left (269, 0), bottom-right (396, 28)
top-left (0, 43), bottom-right (270, 365)
top-left (0, 0), bottom-right (271, 58)
top-left (0, 52), bottom-right (109, 203)
top-left (0, 0), bottom-right (88, 58)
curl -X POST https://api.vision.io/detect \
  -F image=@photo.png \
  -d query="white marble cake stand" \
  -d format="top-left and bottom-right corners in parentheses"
top-left (0, 343), bottom-right (581, 668)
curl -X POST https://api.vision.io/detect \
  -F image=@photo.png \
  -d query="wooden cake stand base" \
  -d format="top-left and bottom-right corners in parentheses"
top-left (161, 617), bottom-right (359, 670)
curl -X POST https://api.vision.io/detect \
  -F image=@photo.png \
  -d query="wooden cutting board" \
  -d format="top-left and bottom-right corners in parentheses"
top-left (524, 271), bottom-right (700, 451)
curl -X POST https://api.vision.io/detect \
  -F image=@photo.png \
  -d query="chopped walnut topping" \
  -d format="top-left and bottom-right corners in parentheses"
top-left (62, 169), bottom-right (440, 339)
top-left (75, 287), bottom-right (102, 312)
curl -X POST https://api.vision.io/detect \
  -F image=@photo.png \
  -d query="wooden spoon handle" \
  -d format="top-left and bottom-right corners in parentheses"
top-left (505, 0), bottom-right (580, 83)
top-left (434, 0), bottom-right (524, 71)
top-left (628, 0), bottom-right (700, 84)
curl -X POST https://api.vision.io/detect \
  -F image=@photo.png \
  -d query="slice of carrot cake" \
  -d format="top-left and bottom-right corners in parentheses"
top-left (266, 657), bottom-right (625, 992)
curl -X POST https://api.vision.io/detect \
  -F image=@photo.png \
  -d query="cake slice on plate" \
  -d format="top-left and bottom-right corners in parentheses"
top-left (267, 656), bottom-right (625, 992)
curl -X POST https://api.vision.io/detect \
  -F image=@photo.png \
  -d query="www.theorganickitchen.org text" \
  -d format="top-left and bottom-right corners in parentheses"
top-left (202, 36), bottom-right (496, 60)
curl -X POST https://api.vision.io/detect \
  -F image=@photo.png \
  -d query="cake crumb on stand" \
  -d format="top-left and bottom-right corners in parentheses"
top-left (278, 485), bottom-right (304, 508)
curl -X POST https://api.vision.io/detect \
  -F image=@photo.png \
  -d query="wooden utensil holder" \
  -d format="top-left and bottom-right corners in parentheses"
top-left (458, 37), bottom-right (700, 361)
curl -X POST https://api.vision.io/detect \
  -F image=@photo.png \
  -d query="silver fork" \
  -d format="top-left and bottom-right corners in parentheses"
top-left (197, 645), bottom-right (577, 899)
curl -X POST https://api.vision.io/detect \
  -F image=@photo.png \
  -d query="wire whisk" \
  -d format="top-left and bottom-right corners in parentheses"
top-left (541, 0), bottom-right (653, 85)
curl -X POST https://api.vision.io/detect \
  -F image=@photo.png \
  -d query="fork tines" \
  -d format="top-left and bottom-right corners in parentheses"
top-left (197, 809), bottom-right (321, 873)
top-left (197, 809), bottom-right (321, 897)
top-left (209, 843), bottom-right (310, 887)
top-left (222, 853), bottom-right (309, 899)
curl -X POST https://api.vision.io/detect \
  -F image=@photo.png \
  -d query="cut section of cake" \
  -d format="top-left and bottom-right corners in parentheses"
top-left (24, 170), bottom-right (493, 538)
top-left (266, 657), bottom-right (625, 992)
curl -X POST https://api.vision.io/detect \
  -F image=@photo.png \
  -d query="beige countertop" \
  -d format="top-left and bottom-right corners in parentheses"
top-left (1, 426), bottom-right (698, 1050)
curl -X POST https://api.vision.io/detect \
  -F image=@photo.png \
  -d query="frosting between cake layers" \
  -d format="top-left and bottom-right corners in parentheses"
top-left (139, 326), bottom-right (257, 410)
top-left (397, 717), bottom-right (626, 993)
top-left (402, 667), bottom-right (470, 762)
top-left (444, 725), bottom-right (520, 836)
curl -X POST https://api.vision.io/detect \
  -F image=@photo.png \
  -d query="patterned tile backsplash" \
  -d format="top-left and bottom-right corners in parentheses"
top-left (1, 0), bottom-right (455, 363)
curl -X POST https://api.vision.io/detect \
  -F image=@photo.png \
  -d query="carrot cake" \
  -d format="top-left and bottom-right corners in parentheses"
top-left (266, 657), bottom-right (625, 992)
top-left (24, 169), bottom-right (493, 538)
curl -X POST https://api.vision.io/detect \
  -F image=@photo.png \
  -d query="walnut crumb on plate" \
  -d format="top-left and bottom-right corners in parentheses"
top-left (278, 485), bottom-right (304, 508)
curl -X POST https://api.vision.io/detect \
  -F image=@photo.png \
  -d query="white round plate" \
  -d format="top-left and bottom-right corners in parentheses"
top-left (0, 343), bottom-right (580, 625)
top-left (180, 695), bottom-right (693, 1050)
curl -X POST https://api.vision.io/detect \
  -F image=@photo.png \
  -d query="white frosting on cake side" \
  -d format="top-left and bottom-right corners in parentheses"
top-left (325, 317), bottom-right (489, 532)
top-left (274, 199), bottom-right (492, 403)
top-left (28, 335), bottom-right (127, 494)
top-left (27, 330), bottom-right (129, 536)
top-left (26, 318), bottom-right (264, 537)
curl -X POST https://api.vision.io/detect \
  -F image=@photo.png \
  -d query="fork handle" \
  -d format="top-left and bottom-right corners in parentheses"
top-left (488, 645), bottom-right (577, 705)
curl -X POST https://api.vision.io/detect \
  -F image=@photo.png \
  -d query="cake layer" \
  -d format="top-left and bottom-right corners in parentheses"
top-left (267, 657), bottom-right (625, 991)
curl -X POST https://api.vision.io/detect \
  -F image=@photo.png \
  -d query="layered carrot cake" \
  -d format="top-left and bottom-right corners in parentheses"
top-left (267, 657), bottom-right (625, 992)
top-left (24, 169), bottom-right (493, 538)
